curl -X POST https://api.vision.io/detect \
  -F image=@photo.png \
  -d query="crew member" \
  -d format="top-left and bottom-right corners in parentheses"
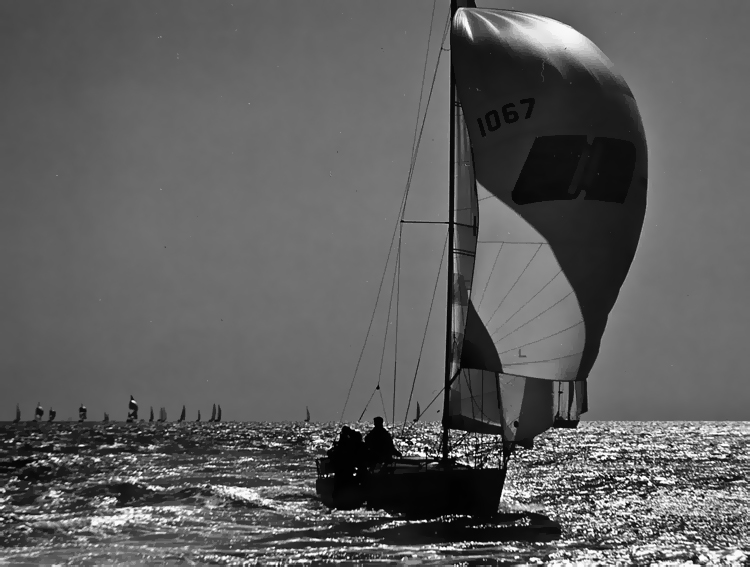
top-left (365, 416), bottom-right (402, 465)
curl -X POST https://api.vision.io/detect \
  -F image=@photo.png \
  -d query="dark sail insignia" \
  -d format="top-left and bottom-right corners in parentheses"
top-left (513, 136), bottom-right (636, 205)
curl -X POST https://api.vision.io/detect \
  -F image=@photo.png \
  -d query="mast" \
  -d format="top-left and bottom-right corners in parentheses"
top-left (441, 0), bottom-right (458, 463)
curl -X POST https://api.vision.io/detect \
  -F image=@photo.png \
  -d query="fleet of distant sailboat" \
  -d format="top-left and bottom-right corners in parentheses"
top-left (6, 396), bottom-right (227, 424)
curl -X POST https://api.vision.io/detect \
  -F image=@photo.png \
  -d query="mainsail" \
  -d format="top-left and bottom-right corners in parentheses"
top-left (196, 410), bottom-right (201, 422)
top-left (217, 405), bottom-right (222, 422)
top-left (103, 412), bottom-right (109, 422)
top-left (34, 403), bottom-right (43, 422)
top-left (13, 404), bottom-right (20, 423)
top-left (209, 404), bottom-right (216, 422)
top-left (413, 402), bottom-right (421, 422)
top-left (78, 404), bottom-right (87, 422)
top-left (178, 405), bottom-right (186, 422)
top-left (159, 407), bottom-right (167, 422)
top-left (443, 8), bottom-right (647, 446)
top-left (149, 407), bottom-right (154, 422)
top-left (305, 406), bottom-right (311, 422)
top-left (48, 408), bottom-right (56, 422)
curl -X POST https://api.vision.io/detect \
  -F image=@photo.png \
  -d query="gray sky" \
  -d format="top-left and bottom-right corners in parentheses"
top-left (1, 0), bottom-right (748, 422)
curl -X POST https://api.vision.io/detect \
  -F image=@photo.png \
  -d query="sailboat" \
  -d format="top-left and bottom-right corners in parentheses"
top-left (126, 395), bottom-right (138, 423)
top-left (48, 408), bottom-right (57, 422)
top-left (34, 402), bottom-right (44, 422)
top-left (78, 404), bottom-right (87, 422)
top-left (178, 405), bottom-right (186, 422)
top-left (103, 412), bottom-right (109, 422)
top-left (196, 410), bottom-right (201, 422)
top-left (216, 405), bottom-right (222, 422)
top-left (413, 402), bottom-right (421, 423)
top-left (305, 406), bottom-right (311, 423)
top-left (209, 404), bottom-right (216, 422)
top-left (158, 407), bottom-right (167, 422)
top-left (12, 404), bottom-right (20, 424)
top-left (149, 407), bottom-right (154, 422)
top-left (316, 1), bottom-right (647, 517)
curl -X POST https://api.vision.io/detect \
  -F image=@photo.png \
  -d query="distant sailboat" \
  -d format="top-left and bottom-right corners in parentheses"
top-left (178, 405), bottom-right (186, 422)
top-left (158, 407), bottom-right (167, 422)
top-left (78, 404), bottom-right (87, 422)
top-left (103, 412), bottom-right (109, 422)
top-left (149, 407), bottom-right (154, 422)
top-left (413, 402), bottom-right (421, 423)
top-left (305, 406), bottom-right (311, 422)
top-left (48, 408), bottom-right (57, 422)
top-left (12, 404), bottom-right (20, 424)
top-left (553, 381), bottom-right (582, 428)
top-left (216, 405), bottom-right (222, 422)
top-left (209, 404), bottom-right (216, 422)
top-left (34, 402), bottom-right (43, 422)
top-left (127, 395), bottom-right (138, 423)
top-left (196, 410), bottom-right (201, 422)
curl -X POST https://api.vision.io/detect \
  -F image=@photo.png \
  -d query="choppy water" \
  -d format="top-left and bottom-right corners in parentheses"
top-left (0, 421), bottom-right (747, 565)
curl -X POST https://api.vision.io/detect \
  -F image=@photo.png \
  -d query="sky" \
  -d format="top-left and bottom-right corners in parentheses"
top-left (1, 0), bottom-right (748, 422)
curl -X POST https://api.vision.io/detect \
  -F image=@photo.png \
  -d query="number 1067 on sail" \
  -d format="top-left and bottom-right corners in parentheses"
top-left (476, 98), bottom-right (535, 137)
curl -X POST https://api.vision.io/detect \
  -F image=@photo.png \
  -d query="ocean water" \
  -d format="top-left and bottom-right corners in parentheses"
top-left (0, 421), bottom-right (747, 565)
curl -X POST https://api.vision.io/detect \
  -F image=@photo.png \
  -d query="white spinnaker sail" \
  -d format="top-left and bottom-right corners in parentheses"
top-left (446, 8), bottom-right (647, 443)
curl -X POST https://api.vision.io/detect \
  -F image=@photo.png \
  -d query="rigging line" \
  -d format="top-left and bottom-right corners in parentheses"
top-left (497, 320), bottom-right (584, 355)
top-left (420, 365), bottom-right (462, 416)
top-left (492, 290), bottom-right (575, 344)
top-left (420, 386), bottom-right (445, 417)
top-left (494, 270), bottom-right (562, 330)
top-left (485, 243), bottom-right (543, 327)
top-left (503, 351), bottom-right (583, 366)
top-left (379, 387), bottom-right (389, 422)
top-left (339, 211), bottom-right (402, 422)
top-left (404, 12), bottom-right (449, 196)
top-left (477, 243), bottom-right (504, 309)
top-left (401, 231), bottom-right (448, 433)
top-left (405, 0), bottom-right (437, 176)
top-left (402, 14), bottom-right (451, 210)
top-left (376, 235), bottom-right (401, 425)
top-left (477, 240), bottom-right (549, 245)
top-left (392, 223), bottom-right (402, 426)
top-left (340, 7), bottom-right (444, 423)
top-left (358, 385), bottom-right (380, 421)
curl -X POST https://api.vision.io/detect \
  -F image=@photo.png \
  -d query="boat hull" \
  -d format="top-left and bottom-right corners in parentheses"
top-left (316, 457), bottom-right (507, 517)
